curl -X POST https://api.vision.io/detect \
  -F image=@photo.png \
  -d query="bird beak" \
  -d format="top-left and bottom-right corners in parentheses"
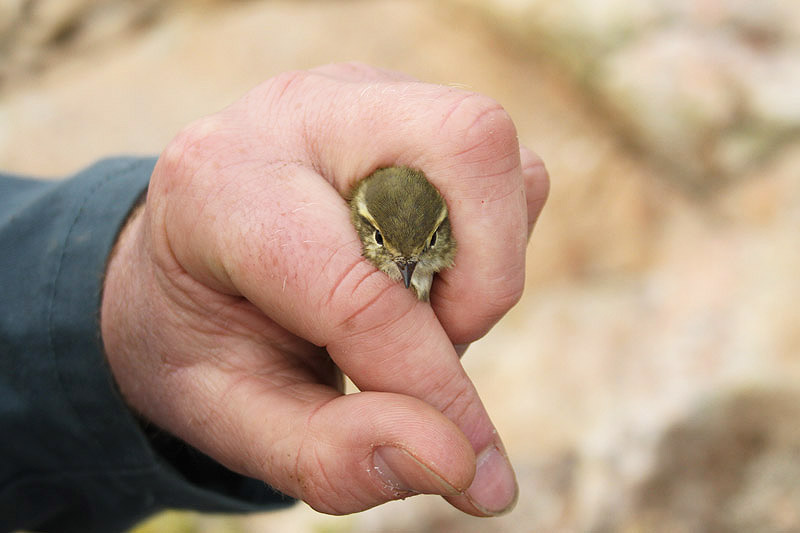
top-left (395, 259), bottom-right (418, 289)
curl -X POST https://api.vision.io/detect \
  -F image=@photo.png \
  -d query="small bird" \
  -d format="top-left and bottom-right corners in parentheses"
top-left (349, 166), bottom-right (457, 301)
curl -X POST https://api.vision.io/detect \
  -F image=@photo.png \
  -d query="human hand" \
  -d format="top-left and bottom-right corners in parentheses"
top-left (101, 63), bottom-right (549, 516)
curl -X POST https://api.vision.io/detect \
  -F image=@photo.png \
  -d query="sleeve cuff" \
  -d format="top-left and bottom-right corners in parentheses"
top-left (52, 157), bottom-right (294, 526)
top-left (1, 157), bottom-right (292, 533)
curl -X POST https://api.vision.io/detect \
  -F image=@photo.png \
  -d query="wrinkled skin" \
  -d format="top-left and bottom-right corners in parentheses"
top-left (101, 63), bottom-right (550, 517)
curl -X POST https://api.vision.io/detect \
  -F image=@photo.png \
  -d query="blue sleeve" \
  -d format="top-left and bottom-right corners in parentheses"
top-left (0, 157), bottom-right (292, 533)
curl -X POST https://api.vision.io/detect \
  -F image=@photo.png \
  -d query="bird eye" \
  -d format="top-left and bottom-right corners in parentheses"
top-left (374, 229), bottom-right (383, 246)
top-left (429, 230), bottom-right (437, 248)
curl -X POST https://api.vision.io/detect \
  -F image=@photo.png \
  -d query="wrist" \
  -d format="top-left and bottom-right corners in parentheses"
top-left (100, 199), bottom-right (152, 416)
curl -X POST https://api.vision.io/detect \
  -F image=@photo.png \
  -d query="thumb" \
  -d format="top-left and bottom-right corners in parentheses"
top-left (165, 364), bottom-right (477, 513)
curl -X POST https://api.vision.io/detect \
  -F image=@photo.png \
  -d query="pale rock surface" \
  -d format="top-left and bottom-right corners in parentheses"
top-left (450, 0), bottom-right (800, 189)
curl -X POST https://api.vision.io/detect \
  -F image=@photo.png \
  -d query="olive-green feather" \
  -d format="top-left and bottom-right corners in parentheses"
top-left (360, 167), bottom-right (446, 254)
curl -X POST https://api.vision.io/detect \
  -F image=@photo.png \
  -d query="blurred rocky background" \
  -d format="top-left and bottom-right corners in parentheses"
top-left (2, 0), bottom-right (798, 531)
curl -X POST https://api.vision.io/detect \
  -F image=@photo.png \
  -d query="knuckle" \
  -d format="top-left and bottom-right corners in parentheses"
top-left (480, 267), bottom-right (525, 323)
top-left (158, 115), bottom-right (226, 186)
top-left (436, 375), bottom-right (479, 423)
top-left (292, 399), bottom-right (383, 515)
top-left (452, 274), bottom-right (525, 343)
top-left (327, 60), bottom-right (378, 77)
top-left (261, 69), bottom-right (314, 109)
top-left (525, 158), bottom-right (551, 203)
top-left (295, 448), bottom-right (348, 514)
top-left (491, 274), bottom-right (525, 313)
top-left (532, 165), bottom-right (551, 205)
top-left (440, 93), bottom-right (519, 163)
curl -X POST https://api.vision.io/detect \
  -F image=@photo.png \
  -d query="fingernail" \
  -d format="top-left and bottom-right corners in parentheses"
top-left (373, 446), bottom-right (461, 497)
top-left (464, 445), bottom-right (518, 515)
